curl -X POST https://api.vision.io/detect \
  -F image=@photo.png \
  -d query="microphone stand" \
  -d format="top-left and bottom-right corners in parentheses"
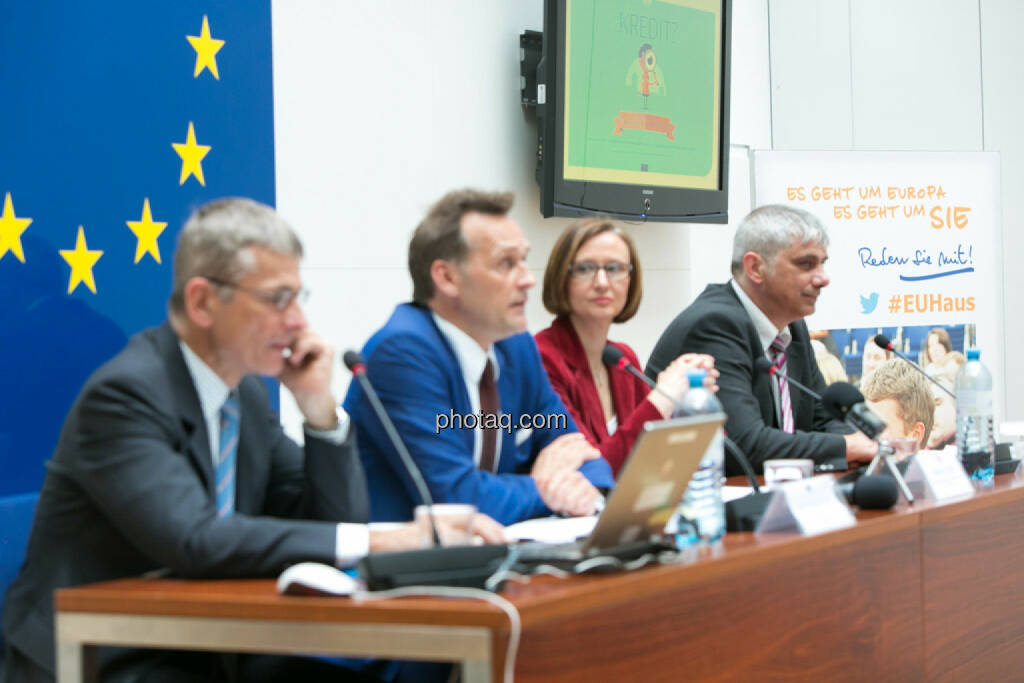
top-left (344, 351), bottom-right (509, 590)
top-left (874, 334), bottom-right (955, 399)
top-left (608, 348), bottom-right (771, 531)
top-left (864, 442), bottom-right (915, 505)
top-left (758, 364), bottom-right (916, 506)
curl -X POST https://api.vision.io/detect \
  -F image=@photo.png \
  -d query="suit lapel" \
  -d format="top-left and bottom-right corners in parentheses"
top-left (419, 307), bottom-right (476, 457)
top-left (722, 284), bottom-right (780, 427)
top-left (155, 323), bottom-right (216, 497)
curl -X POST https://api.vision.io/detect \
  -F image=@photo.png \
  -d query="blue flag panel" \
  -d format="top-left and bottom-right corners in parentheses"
top-left (0, 2), bottom-right (276, 495)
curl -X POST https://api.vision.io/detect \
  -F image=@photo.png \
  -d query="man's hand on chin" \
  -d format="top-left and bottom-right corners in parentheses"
top-left (279, 329), bottom-right (338, 430)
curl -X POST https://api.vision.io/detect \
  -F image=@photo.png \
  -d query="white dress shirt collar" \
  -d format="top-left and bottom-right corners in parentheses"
top-left (431, 313), bottom-right (500, 385)
top-left (432, 312), bottom-right (501, 469)
top-left (730, 279), bottom-right (792, 354)
top-left (179, 340), bottom-right (231, 462)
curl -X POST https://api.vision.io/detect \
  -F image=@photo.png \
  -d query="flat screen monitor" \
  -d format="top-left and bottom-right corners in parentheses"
top-left (536, 0), bottom-right (731, 222)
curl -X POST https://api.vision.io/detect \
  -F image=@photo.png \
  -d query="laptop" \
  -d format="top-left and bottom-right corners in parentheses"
top-left (514, 413), bottom-right (725, 569)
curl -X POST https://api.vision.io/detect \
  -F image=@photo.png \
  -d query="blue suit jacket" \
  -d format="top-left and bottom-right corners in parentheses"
top-left (344, 303), bottom-right (614, 525)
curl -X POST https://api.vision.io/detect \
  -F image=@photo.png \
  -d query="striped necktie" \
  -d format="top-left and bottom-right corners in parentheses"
top-left (216, 393), bottom-right (239, 518)
top-left (768, 335), bottom-right (794, 434)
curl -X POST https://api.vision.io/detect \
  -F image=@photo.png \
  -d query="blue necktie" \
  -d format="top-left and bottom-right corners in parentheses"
top-left (216, 393), bottom-right (239, 518)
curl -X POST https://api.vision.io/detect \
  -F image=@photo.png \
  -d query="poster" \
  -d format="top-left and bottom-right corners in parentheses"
top-left (753, 151), bottom-right (1003, 427)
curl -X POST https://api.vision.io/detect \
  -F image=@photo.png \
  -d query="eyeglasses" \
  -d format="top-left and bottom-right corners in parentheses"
top-left (206, 276), bottom-right (310, 311)
top-left (568, 260), bottom-right (633, 281)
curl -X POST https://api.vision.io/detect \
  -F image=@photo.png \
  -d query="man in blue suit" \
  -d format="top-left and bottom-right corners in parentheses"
top-left (345, 190), bottom-right (613, 526)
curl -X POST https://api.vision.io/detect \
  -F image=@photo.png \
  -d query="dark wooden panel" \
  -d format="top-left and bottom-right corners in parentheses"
top-left (514, 524), bottom-right (923, 682)
top-left (922, 487), bottom-right (1024, 680)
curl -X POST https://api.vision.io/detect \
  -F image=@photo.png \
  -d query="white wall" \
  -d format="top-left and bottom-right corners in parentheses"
top-left (271, 0), bottom-right (1023, 427)
top-left (766, 0), bottom-right (1023, 417)
top-left (271, 0), bottom-right (770, 431)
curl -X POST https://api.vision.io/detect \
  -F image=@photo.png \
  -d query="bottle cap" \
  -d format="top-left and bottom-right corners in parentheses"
top-left (687, 369), bottom-right (706, 388)
top-left (967, 348), bottom-right (980, 361)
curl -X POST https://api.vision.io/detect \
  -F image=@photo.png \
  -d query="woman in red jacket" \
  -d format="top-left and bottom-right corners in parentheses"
top-left (535, 218), bottom-right (716, 477)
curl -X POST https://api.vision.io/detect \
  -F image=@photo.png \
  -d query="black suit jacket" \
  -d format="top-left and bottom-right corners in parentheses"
top-left (2, 323), bottom-right (367, 677)
top-left (646, 283), bottom-right (850, 474)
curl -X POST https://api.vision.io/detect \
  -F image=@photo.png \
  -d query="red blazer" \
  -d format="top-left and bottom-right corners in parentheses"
top-left (535, 317), bottom-right (663, 477)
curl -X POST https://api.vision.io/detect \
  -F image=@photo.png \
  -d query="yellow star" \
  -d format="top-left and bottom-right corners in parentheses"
top-left (59, 226), bottom-right (103, 295)
top-left (186, 15), bottom-right (225, 80)
top-left (171, 121), bottom-right (211, 186)
top-left (0, 192), bottom-right (32, 263)
top-left (125, 198), bottom-right (168, 264)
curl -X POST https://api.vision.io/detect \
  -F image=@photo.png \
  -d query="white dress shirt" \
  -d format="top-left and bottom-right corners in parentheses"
top-left (432, 312), bottom-right (502, 470)
top-left (178, 341), bottom-right (369, 567)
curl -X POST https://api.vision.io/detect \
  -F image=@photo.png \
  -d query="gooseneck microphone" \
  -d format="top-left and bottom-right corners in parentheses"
top-left (753, 359), bottom-right (888, 441)
top-left (752, 360), bottom-right (899, 509)
top-left (753, 357), bottom-right (825, 402)
top-left (344, 350), bottom-right (441, 546)
top-left (602, 345), bottom-right (680, 417)
top-left (820, 383), bottom-right (887, 441)
top-left (343, 350), bottom-right (510, 589)
top-left (873, 333), bottom-right (955, 399)
top-left (606, 345), bottom-right (774, 529)
top-left (603, 345), bottom-right (761, 494)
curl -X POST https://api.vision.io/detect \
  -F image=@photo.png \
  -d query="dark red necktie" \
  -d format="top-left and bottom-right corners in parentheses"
top-left (478, 361), bottom-right (499, 472)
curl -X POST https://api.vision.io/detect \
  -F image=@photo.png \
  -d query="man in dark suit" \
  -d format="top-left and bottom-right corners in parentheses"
top-left (1, 198), bottom-right (501, 683)
top-left (647, 205), bottom-right (877, 473)
top-left (345, 190), bottom-right (614, 527)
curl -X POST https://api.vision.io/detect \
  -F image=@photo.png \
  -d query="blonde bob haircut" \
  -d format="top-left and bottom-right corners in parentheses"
top-left (541, 218), bottom-right (642, 324)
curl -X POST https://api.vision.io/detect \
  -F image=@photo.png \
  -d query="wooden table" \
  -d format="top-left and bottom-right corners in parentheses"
top-left (55, 472), bottom-right (1024, 682)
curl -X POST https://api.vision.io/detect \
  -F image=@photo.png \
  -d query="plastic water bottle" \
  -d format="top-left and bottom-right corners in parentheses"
top-left (955, 349), bottom-right (994, 486)
top-left (675, 370), bottom-right (726, 543)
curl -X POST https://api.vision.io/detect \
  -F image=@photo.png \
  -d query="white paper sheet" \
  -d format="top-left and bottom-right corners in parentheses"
top-left (505, 515), bottom-right (599, 543)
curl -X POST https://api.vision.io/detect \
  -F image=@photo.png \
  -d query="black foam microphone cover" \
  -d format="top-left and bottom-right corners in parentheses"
top-left (821, 382), bottom-right (865, 421)
top-left (602, 344), bottom-right (625, 367)
top-left (342, 349), bottom-right (365, 371)
top-left (873, 334), bottom-right (892, 349)
top-left (851, 474), bottom-right (899, 510)
top-left (753, 357), bottom-right (775, 375)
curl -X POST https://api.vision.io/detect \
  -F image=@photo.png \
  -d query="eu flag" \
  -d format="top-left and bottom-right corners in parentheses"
top-left (0, 2), bottom-right (276, 495)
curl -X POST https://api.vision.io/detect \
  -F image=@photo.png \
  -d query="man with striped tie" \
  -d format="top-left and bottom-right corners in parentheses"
top-left (647, 205), bottom-right (878, 474)
top-left (2, 198), bottom-right (502, 683)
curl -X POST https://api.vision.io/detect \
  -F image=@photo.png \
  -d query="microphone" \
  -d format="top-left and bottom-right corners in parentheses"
top-left (873, 334), bottom-right (955, 399)
top-left (604, 345), bottom-right (760, 492)
top-left (607, 345), bottom-right (771, 531)
top-left (753, 359), bottom-right (888, 442)
top-left (343, 350), bottom-right (441, 547)
top-left (835, 471), bottom-right (899, 510)
top-left (821, 383), bottom-right (887, 441)
top-left (343, 350), bottom-right (509, 590)
top-left (820, 381), bottom-right (914, 504)
top-left (602, 345), bottom-right (682, 417)
top-left (749, 360), bottom-right (898, 511)
top-left (753, 357), bottom-right (824, 401)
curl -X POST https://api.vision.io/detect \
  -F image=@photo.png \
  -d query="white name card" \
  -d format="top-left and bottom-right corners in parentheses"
top-left (756, 476), bottom-right (856, 536)
top-left (904, 450), bottom-right (975, 501)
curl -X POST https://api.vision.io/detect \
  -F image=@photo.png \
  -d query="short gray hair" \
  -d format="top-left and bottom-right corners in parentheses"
top-left (730, 204), bottom-right (829, 277)
top-left (169, 198), bottom-right (303, 314)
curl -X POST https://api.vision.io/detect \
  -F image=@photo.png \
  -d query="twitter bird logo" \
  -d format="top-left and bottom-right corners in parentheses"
top-left (860, 292), bottom-right (879, 314)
